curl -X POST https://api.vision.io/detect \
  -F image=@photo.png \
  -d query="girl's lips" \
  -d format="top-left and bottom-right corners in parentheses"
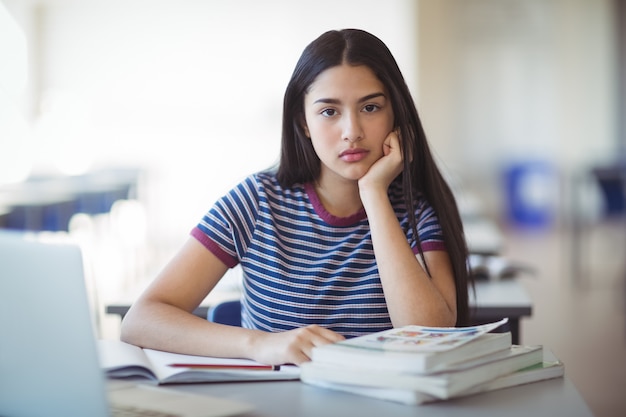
top-left (339, 148), bottom-right (369, 162)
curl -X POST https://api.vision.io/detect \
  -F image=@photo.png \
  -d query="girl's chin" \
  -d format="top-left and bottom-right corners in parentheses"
top-left (321, 162), bottom-right (374, 183)
top-left (341, 170), bottom-right (371, 182)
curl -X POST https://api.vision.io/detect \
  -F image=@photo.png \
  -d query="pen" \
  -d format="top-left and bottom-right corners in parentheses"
top-left (168, 363), bottom-right (281, 371)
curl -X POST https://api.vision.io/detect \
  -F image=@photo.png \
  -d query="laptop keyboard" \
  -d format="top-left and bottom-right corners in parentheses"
top-left (106, 381), bottom-right (252, 417)
top-left (111, 404), bottom-right (182, 417)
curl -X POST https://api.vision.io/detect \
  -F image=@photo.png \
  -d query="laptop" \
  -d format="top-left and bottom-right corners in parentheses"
top-left (0, 230), bottom-right (252, 417)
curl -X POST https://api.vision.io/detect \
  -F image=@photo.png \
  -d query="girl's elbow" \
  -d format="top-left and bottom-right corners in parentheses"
top-left (119, 316), bottom-right (138, 345)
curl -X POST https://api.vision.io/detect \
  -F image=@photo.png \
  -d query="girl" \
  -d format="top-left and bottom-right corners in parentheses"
top-left (121, 29), bottom-right (470, 366)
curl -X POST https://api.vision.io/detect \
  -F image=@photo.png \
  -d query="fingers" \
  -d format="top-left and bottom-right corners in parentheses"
top-left (291, 325), bottom-right (345, 365)
top-left (253, 325), bottom-right (345, 366)
top-left (383, 129), bottom-right (401, 156)
top-left (383, 139), bottom-right (393, 156)
top-left (251, 325), bottom-right (345, 365)
top-left (300, 325), bottom-right (344, 359)
top-left (308, 324), bottom-right (346, 343)
top-left (397, 128), bottom-right (414, 163)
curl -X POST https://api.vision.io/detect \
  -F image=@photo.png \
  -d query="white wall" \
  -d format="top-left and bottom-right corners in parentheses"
top-left (417, 0), bottom-right (617, 220)
top-left (2, 0), bottom-right (619, 230)
top-left (2, 0), bottom-right (419, 257)
top-left (0, 3), bottom-right (30, 184)
top-left (33, 0), bottom-right (417, 170)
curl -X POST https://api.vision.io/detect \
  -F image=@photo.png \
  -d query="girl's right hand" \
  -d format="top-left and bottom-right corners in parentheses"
top-left (358, 129), bottom-right (404, 195)
top-left (250, 325), bottom-right (345, 366)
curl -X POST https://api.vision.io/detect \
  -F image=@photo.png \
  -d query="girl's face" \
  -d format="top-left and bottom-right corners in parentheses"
top-left (303, 64), bottom-right (395, 186)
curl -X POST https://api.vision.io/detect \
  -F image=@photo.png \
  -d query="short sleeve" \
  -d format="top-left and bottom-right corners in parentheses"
top-left (191, 175), bottom-right (260, 268)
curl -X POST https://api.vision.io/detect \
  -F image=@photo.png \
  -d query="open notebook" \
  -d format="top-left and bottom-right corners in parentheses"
top-left (0, 230), bottom-right (251, 417)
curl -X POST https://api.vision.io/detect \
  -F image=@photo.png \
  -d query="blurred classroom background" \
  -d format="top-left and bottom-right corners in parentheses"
top-left (1, 1), bottom-right (625, 416)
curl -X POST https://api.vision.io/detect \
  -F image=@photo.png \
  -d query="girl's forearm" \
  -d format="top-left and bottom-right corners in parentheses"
top-left (360, 187), bottom-right (456, 327)
top-left (121, 298), bottom-right (260, 359)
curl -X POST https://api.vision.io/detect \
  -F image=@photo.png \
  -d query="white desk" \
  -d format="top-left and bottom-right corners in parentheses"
top-left (470, 279), bottom-right (532, 343)
top-left (464, 218), bottom-right (504, 255)
top-left (162, 367), bottom-right (591, 417)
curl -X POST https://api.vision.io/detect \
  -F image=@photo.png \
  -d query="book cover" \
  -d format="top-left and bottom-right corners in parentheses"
top-left (312, 332), bottom-right (512, 374)
top-left (98, 339), bottom-right (300, 384)
top-left (301, 344), bottom-right (543, 399)
top-left (338, 318), bottom-right (509, 353)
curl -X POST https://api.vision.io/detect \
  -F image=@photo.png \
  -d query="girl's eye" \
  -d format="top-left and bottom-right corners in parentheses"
top-left (363, 104), bottom-right (380, 113)
top-left (321, 108), bottom-right (337, 117)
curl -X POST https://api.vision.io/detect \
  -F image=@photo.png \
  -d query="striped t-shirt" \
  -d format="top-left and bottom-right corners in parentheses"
top-left (191, 171), bottom-right (445, 337)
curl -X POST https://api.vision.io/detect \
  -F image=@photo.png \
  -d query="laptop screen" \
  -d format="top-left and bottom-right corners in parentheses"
top-left (0, 231), bottom-right (110, 417)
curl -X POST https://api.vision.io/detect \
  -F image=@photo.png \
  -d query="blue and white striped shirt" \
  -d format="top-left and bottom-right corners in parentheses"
top-left (192, 172), bottom-right (445, 337)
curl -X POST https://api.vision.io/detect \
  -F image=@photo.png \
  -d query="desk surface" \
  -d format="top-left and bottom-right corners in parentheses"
top-left (464, 218), bottom-right (503, 255)
top-left (164, 372), bottom-right (591, 417)
top-left (470, 279), bottom-right (532, 317)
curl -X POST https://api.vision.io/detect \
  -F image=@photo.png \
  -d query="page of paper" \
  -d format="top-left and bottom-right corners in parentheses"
top-left (98, 339), bottom-right (156, 379)
top-left (342, 318), bottom-right (509, 352)
top-left (144, 349), bottom-right (300, 383)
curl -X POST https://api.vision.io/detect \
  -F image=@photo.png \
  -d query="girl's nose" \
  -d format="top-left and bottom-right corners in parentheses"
top-left (342, 112), bottom-right (364, 142)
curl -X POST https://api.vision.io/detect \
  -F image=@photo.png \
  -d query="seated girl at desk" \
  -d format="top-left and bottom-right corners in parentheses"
top-left (121, 29), bottom-right (470, 366)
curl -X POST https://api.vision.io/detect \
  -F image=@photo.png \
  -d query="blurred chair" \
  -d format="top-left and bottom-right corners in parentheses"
top-left (571, 160), bottom-right (626, 285)
top-left (207, 299), bottom-right (242, 327)
top-left (592, 164), bottom-right (626, 217)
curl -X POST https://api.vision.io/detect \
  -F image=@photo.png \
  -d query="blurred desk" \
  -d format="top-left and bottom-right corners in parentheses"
top-left (570, 162), bottom-right (626, 285)
top-left (469, 280), bottom-right (532, 343)
top-left (106, 280), bottom-right (532, 344)
top-left (0, 168), bottom-right (139, 231)
top-left (464, 218), bottom-right (503, 255)
top-left (456, 187), bottom-right (504, 255)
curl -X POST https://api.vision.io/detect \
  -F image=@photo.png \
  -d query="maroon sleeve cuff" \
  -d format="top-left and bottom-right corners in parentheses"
top-left (190, 227), bottom-right (239, 269)
top-left (413, 241), bottom-right (447, 254)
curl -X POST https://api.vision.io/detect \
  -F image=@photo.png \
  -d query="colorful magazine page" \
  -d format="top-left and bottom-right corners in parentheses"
top-left (341, 318), bottom-right (509, 353)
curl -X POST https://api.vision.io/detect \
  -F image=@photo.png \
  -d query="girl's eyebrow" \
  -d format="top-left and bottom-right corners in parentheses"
top-left (313, 92), bottom-right (386, 105)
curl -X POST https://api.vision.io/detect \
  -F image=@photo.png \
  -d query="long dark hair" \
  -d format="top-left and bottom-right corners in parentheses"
top-left (276, 29), bottom-right (471, 326)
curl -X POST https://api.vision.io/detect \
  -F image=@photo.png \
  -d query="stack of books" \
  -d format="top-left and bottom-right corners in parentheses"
top-left (300, 318), bottom-right (564, 405)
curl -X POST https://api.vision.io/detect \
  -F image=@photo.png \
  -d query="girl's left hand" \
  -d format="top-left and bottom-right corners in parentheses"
top-left (358, 129), bottom-right (404, 192)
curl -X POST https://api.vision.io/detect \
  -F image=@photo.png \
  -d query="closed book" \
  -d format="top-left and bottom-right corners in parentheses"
top-left (336, 318), bottom-right (508, 353)
top-left (304, 356), bottom-right (564, 405)
top-left (312, 332), bottom-right (512, 374)
top-left (301, 344), bottom-right (543, 399)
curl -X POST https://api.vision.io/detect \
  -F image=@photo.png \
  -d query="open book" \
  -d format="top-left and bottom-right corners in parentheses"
top-left (98, 340), bottom-right (300, 384)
